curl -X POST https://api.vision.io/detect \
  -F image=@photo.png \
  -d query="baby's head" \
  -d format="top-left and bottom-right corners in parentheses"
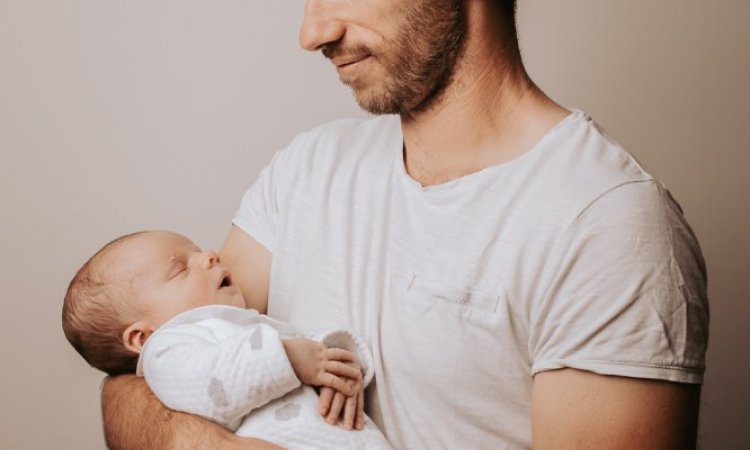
top-left (62, 230), bottom-right (245, 375)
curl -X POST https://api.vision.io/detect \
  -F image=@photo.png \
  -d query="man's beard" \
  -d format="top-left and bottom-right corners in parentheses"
top-left (323, 0), bottom-right (466, 116)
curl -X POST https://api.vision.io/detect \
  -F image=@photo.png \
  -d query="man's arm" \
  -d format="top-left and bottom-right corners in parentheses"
top-left (102, 375), bottom-right (285, 450)
top-left (531, 369), bottom-right (700, 450)
top-left (218, 227), bottom-right (367, 428)
top-left (219, 225), bottom-right (272, 314)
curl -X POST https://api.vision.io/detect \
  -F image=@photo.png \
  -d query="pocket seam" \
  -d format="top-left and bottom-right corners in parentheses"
top-left (405, 275), bottom-right (501, 314)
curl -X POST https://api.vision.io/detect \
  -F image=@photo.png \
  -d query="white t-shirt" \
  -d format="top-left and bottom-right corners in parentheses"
top-left (233, 110), bottom-right (709, 449)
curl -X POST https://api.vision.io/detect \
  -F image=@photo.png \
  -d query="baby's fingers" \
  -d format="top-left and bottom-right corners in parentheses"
top-left (326, 391), bottom-right (347, 426)
top-left (319, 386), bottom-right (335, 416)
top-left (325, 360), bottom-right (361, 381)
top-left (355, 387), bottom-right (365, 430)
top-left (342, 392), bottom-right (358, 430)
top-left (325, 348), bottom-right (356, 362)
top-left (319, 372), bottom-right (354, 396)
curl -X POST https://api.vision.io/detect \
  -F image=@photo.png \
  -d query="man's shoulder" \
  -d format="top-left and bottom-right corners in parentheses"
top-left (274, 115), bottom-right (401, 175)
top-left (304, 114), bottom-right (400, 138)
top-left (288, 115), bottom-right (400, 156)
top-left (550, 111), bottom-right (653, 183)
top-left (530, 111), bottom-right (658, 212)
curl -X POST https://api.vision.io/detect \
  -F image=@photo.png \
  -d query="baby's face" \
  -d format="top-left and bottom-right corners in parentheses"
top-left (116, 231), bottom-right (246, 328)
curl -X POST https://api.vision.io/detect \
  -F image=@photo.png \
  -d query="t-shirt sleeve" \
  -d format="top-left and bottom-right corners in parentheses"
top-left (232, 132), bottom-right (309, 253)
top-left (529, 180), bottom-right (709, 384)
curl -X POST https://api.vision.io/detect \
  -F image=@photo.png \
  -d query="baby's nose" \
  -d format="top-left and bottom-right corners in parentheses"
top-left (201, 251), bottom-right (220, 268)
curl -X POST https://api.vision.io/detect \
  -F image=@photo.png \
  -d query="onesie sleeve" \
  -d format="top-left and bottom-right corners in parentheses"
top-left (232, 132), bottom-right (310, 253)
top-left (314, 330), bottom-right (375, 387)
top-left (529, 180), bottom-right (709, 384)
top-left (140, 319), bottom-right (301, 431)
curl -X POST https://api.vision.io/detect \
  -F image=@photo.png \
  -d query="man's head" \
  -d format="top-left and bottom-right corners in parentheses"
top-left (299, 0), bottom-right (518, 116)
top-left (62, 231), bottom-right (245, 375)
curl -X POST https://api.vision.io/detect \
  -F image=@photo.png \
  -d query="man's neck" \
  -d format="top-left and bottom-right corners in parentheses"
top-left (400, 11), bottom-right (569, 187)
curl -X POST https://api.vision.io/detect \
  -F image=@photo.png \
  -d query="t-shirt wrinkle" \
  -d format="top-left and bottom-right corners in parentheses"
top-left (573, 179), bottom-right (656, 222)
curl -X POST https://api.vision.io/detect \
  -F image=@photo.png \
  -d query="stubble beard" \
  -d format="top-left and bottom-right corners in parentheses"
top-left (328, 0), bottom-right (466, 116)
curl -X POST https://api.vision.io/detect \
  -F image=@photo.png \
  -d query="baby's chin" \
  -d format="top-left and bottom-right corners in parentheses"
top-left (216, 286), bottom-right (246, 309)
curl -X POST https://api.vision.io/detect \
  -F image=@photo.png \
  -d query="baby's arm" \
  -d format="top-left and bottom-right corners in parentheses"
top-left (142, 316), bottom-right (361, 432)
top-left (141, 320), bottom-right (301, 431)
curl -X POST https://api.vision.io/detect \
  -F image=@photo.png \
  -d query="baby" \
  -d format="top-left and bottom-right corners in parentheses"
top-left (62, 230), bottom-right (391, 450)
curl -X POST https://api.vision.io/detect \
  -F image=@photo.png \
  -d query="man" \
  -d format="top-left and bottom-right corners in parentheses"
top-left (103, 1), bottom-right (709, 449)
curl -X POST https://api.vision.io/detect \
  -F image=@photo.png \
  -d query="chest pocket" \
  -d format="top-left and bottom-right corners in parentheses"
top-left (382, 271), bottom-right (519, 380)
top-left (402, 274), bottom-right (504, 327)
top-left (380, 271), bottom-right (529, 418)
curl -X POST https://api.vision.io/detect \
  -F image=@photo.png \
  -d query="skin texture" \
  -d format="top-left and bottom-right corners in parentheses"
top-left (284, 332), bottom-right (366, 430)
top-left (101, 374), bottom-right (285, 450)
top-left (109, 231), bottom-right (246, 353)
top-left (313, 0), bottom-right (465, 115)
top-left (281, 338), bottom-right (360, 398)
top-left (218, 226), bottom-right (272, 314)
top-left (301, 0), bottom-right (570, 187)
top-left (101, 1), bottom-right (702, 448)
top-left (532, 370), bottom-right (700, 450)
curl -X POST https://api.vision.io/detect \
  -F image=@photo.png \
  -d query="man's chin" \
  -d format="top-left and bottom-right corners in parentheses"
top-left (352, 89), bottom-right (401, 115)
top-left (341, 77), bottom-right (387, 114)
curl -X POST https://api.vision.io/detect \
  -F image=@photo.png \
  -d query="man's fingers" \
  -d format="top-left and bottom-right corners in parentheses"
top-left (326, 348), bottom-right (356, 362)
top-left (327, 391), bottom-right (346, 425)
top-left (356, 388), bottom-right (365, 430)
top-left (343, 392), bottom-right (357, 430)
top-left (319, 386), bottom-right (335, 416)
top-left (320, 372), bottom-right (354, 396)
top-left (325, 361), bottom-right (361, 380)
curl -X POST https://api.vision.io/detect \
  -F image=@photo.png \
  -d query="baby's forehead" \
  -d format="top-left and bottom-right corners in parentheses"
top-left (145, 230), bottom-right (199, 248)
top-left (107, 231), bottom-right (198, 271)
top-left (94, 238), bottom-right (149, 283)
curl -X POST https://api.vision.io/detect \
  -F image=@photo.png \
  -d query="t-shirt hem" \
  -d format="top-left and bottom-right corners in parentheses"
top-left (532, 358), bottom-right (704, 384)
top-left (232, 217), bottom-right (275, 253)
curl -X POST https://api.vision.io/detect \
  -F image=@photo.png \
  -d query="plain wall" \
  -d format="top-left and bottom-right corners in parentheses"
top-left (1, 1), bottom-right (747, 448)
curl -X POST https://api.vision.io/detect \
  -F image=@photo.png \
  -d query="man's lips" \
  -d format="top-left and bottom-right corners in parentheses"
top-left (331, 54), bottom-right (371, 68)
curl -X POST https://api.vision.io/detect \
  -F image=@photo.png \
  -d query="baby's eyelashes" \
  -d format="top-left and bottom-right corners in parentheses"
top-left (167, 262), bottom-right (187, 279)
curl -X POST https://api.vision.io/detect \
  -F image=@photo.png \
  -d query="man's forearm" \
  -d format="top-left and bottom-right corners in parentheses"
top-left (101, 374), bottom-right (285, 450)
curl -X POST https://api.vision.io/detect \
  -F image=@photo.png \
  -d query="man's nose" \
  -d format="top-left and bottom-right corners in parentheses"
top-left (299, 0), bottom-right (346, 51)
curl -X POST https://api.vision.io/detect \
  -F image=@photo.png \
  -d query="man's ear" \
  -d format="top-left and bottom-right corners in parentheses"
top-left (122, 321), bottom-right (154, 354)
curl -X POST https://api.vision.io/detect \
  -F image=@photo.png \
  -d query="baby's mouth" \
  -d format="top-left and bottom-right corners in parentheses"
top-left (219, 274), bottom-right (232, 289)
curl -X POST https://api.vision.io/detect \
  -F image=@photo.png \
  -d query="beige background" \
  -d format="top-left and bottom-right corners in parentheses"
top-left (1, 1), bottom-right (747, 448)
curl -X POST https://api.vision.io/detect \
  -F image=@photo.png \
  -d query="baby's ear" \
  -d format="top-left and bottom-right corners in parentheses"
top-left (122, 322), bottom-right (153, 354)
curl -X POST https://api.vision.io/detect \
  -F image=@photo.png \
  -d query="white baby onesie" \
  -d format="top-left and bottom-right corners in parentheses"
top-left (136, 305), bottom-right (392, 450)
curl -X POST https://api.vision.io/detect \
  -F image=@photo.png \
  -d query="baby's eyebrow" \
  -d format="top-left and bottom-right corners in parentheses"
top-left (165, 251), bottom-right (187, 276)
top-left (168, 249), bottom-right (189, 262)
top-left (163, 253), bottom-right (184, 279)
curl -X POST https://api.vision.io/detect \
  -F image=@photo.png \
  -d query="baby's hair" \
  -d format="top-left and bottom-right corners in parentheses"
top-left (62, 232), bottom-right (146, 376)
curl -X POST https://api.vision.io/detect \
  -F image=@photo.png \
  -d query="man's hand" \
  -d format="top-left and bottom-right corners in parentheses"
top-left (318, 360), bottom-right (365, 431)
top-left (102, 374), bottom-right (286, 450)
top-left (282, 338), bottom-right (361, 396)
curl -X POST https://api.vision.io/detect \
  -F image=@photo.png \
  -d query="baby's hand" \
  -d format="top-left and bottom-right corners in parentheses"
top-left (282, 338), bottom-right (361, 396)
top-left (319, 358), bottom-right (365, 431)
